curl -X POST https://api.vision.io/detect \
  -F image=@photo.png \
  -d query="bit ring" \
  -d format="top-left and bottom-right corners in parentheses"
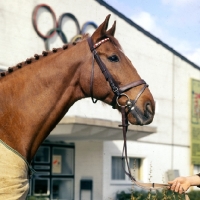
top-left (116, 93), bottom-right (130, 107)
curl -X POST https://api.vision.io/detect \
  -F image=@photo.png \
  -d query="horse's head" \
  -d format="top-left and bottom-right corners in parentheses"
top-left (81, 15), bottom-right (155, 125)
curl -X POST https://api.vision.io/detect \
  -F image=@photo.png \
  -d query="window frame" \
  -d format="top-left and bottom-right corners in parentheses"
top-left (110, 155), bottom-right (143, 184)
top-left (29, 142), bottom-right (75, 200)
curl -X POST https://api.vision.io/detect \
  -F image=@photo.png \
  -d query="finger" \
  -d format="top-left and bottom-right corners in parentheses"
top-left (168, 181), bottom-right (173, 184)
top-left (175, 182), bottom-right (181, 193)
top-left (179, 187), bottom-right (183, 194)
top-left (168, 179), bottom-right (177, 184)
top-left (167, 184), bottom-right (171, 190)
top-left (170, 181), bottom-right (177, 191)
top-left (168, 182), bottom-right (173, 188)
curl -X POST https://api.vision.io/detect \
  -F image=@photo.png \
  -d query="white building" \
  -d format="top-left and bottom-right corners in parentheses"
top-left (0, 0), bottom-right (200, 199)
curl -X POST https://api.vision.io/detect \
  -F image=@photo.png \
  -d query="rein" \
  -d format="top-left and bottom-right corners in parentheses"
top-left (87, 36), bottom-right (190, 199)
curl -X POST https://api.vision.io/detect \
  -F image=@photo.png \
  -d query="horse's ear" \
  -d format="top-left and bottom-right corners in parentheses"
top-left (91, 14), bottom-right (111, 42)
top-left (106, 20), bottom-right (116, 36)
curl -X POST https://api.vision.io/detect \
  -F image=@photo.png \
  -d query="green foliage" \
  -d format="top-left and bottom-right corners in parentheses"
top-left (26, 196), bottom-right (48, 200)
top-left (187, 190), bottom-right (200, 199)
top-left (117, 189), bottom-right (200, 200)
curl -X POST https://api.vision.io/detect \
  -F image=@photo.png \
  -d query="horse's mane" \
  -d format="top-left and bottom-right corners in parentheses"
top-left (0, 34), bottom-right (88, 79)
top-left (0, 34), bottom-right (121, 79)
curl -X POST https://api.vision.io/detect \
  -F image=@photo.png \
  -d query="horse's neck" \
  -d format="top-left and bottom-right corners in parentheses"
top-left (0, 41), bottom-right (88, 161)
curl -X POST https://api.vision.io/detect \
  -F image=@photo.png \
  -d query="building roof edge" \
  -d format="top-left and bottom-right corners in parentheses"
top-left (95, 0), bottom-right (200, 70)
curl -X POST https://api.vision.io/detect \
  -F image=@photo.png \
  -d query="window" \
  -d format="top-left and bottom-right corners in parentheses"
top-left (112, 157), bottom-right (125, 180)
top-left (52, 178), bottom-right (73, 199)
top-left (111, 156), bottom-right (141, 181)
top-left (129, 157), bottom-right (141, 180)
top-left (29, 143), bottom-right (75, 200)
top-left (52, 147), bottom-right (74, 175)
top-left (33, 178), bottom-right (50, 196)
top-left (34, 146), bottom-right (50, 163)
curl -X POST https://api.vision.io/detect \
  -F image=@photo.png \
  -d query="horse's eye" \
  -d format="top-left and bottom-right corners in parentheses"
top-left (108, 55), bottom-right (119, 62)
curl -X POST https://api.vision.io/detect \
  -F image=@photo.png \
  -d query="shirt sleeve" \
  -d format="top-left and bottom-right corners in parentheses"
top-left (197, 173), bottom-right (200, 188)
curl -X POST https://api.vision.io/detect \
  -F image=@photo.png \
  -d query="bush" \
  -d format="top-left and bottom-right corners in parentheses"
top-left (117, 189), bottom-right (200, 200)
top-left (187, 190), bottom-right (200, 199)
top-left (26, 196), bottom-right (48, 200)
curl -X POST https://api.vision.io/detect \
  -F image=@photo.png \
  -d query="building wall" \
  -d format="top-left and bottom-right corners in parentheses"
top-left (74, 141), bottom-right (103, 200)
top-left (103, 141), bottom-right (190, 199)
top-left (0, 0), bottom-right (200, 199)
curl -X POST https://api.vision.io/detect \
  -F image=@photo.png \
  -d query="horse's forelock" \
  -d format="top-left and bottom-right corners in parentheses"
top-left (106, 35), bottom-right (123, 51)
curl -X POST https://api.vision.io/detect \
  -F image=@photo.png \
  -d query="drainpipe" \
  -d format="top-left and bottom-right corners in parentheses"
top-left (171, 54), bottom-right (175, 170)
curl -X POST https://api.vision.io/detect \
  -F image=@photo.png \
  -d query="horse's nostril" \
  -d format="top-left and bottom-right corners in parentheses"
top-left (143, 102), bottom-right (154, 120)
top-left (146, 103), bottom-right (153, 114)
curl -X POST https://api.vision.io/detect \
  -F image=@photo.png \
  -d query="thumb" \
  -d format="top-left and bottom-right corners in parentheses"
top-left (168, 180), bottom-right (174, 184)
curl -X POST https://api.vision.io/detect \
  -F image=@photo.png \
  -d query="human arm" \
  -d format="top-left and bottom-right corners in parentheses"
top-left (168, 174), bottom-right (200, 194)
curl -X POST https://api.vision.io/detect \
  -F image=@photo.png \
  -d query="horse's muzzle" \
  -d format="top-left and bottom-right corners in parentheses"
top-left (129, 103), bottom-right (154, 125)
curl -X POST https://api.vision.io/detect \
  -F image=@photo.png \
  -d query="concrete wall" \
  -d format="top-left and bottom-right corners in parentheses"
top-left (75, 141), bottom-right (103, 200)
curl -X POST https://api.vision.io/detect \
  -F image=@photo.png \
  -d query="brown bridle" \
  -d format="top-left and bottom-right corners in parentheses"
top-left (87, 37), bottom-right (147, 107)
top-left (87, 36), bottom-right (190, 198)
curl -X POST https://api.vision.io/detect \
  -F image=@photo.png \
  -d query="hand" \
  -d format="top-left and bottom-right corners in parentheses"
top-left (168, 177), bottom-right (191, 194)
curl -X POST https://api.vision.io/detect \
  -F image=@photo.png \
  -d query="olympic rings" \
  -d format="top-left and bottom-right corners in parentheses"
top-left (32, 4), bottom-right (98, 50)
top-left (58, 13), bottom-right (81, 38)
top-left (44, 28), bottom-right (67, 51)
top-left (81, 21), bottom-right (98, 34)
top-left (32, 4), bottom-right (57, 39)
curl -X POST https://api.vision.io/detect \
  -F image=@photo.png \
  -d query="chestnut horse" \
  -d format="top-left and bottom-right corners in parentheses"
top-left (0, 15), bottom-right (155, 199)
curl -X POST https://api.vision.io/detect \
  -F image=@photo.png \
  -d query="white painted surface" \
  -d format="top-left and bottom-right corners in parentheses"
top-left (74, 141), bottom-right (103, 200)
